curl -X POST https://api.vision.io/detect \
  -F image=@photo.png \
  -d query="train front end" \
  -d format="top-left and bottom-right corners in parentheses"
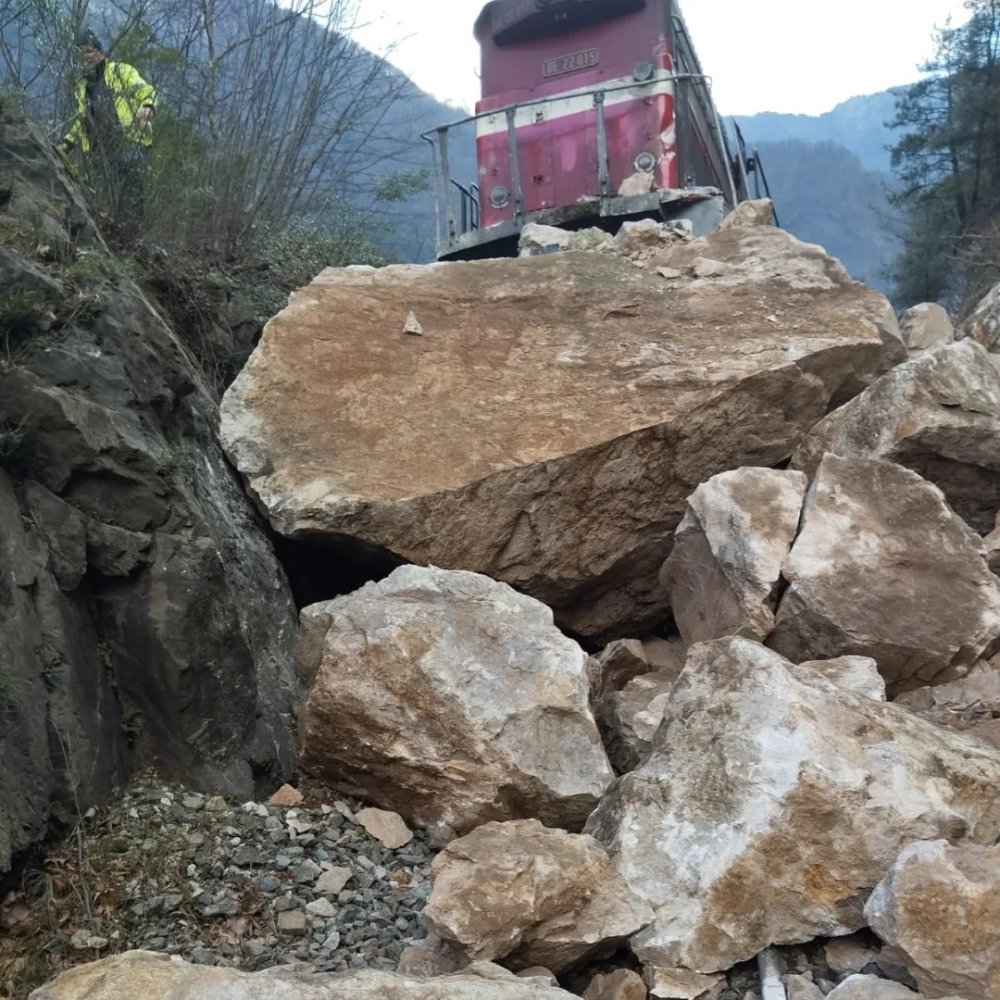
top-left (426, 0), bottom-right (744, 260)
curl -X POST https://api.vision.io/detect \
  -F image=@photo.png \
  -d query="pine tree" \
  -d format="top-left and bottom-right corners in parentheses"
top-left (888, 1), bottom-right (1000, 311)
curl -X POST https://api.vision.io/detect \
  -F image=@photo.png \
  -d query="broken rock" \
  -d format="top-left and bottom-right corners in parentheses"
top-left (354, 808), bottom-right (413, 850)
top-left (27, 950), bottom-right (582, 998)
top-left (661, 468), bottom-right (807, 643)
top-left (298, 566), bottom-right (613, 833)
top-left (588, 639), bottom-right (654, 703)
top-left (584, 637), bottom-right (1000, 980)
top-left (267, 784), bottom-right (303, 807)
top-left (893, 659), bottom-right (1000, 739)
top-left (792, 340), bottom-right (1000, 533)
top-left (424, 819), bottom-right (652, 974)
top-left (865, 840), bottom-right (1000, 1000)
top-left (824, 978), bottom-right (924, 1000)
top-left (959, 279), bottom-right (1000, 353)
top-left (795, 657), bottom-right (886, 701)
top-left (899, 302), bottom-right (954, 352)
top-left (220, 225), bottom-right (904, 641)
top-left (583, 969), bottom-right (649, 1000)
top-left (770, 454), bottom-right (1000, 694)
top-left (588, 636), bottom-right (685, 703)
top-left (597, 669), bottom-right (679, 774)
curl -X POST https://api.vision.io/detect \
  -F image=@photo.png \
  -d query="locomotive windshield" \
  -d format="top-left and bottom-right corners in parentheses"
top-left (476, 0), bottom-right (646, 46)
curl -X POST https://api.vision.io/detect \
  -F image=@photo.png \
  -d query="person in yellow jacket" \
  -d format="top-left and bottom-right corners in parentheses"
top-left (62, 29), bottom-right (156, 218)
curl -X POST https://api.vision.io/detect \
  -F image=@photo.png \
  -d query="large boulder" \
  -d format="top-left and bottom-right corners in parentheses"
top-left (297, 566), bottom-right (613, 833)
top-left (865, 840), bottom-right (1000, 1000)
top-left (27, 951), bottom-right (579, 999)
top-left (792, 340), bottom-right (1000, 533)
top-left (221, 224), bottom-right (904, 641)
top-left (769, 454), bottom-right (1000, 694)
top-left (424, 819), bottom-right (652, 973)
top-left (959, 280), bottom-right (1000, 353)
top-left (899, 303), bottom-right (954, 352)
top-left (584, 637), bottom-right (1000, 986)
top-left (660, 468), bottom-right (807, 643)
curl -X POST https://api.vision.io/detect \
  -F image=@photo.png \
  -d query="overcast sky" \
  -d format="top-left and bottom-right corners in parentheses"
top-left (348, 0), bottom-right (971, 116)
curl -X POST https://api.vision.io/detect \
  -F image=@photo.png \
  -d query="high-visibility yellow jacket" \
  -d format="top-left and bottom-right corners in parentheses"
top-left (65, 60), bottom-right (156, 152)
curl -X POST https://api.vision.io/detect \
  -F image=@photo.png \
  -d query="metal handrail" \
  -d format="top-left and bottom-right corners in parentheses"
top-left (419, 71), bottom-right (709, 142)
top-left (450, 178), bottom-right (480, 233)
top-left (421, 71), bottom-right (711, 249)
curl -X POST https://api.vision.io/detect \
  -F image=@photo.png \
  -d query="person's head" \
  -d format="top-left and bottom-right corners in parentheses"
top-left (76, 29), bottom-right (105, 71)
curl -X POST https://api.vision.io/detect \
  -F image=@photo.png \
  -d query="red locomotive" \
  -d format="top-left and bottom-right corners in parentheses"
top-left (424, 0), bottom-right (763, 260)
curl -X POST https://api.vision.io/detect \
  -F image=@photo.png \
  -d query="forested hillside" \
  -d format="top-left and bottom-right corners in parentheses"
top-left (736, 93), bottom-right (900, 295)
top-left (739, 90), bottom-right (899, 172)
top-left (750, 140), bottom-right (898, 292)
top-left (0, 0), bottom-right (474, 265)
top-left (884, 0), bottom-right (1000, 314)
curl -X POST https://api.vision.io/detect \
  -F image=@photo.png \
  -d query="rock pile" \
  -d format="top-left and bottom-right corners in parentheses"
top-left (13, 193), bottom-right (1000, 1000)
top-left (218, 219), bottom-right (1000, 1000)
top-left (4, 782), bottom-right (434, 980)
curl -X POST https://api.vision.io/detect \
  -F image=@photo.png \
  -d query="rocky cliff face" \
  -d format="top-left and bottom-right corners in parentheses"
top-left (0, 114), bottom-right (300, 876)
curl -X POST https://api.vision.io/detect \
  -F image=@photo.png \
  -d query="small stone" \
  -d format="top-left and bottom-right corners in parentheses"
top-left (826, 976), bottom-right (921, 999)
top-left (182, 794), bottom-right (205, 810)
top-left (784, 975), bottom-right (825, 1000)
top-left (268, 784), bottom-right (304, 807)
top-left (277, 910), bottom-right (308, 936)
top-left (403, 311), bottom-right (423, 335)
top-left (424, 820), bottom-right (456, 850)
top-left (315, 866), bottom-right (352, 895)
top-left (69, 929), bottom-right (95, 950)
top-left (201, 897), bottom-right (240, 918)
top-left (691, 257), bottom-right (729, 278)
top-left (189, 947), bottom-right (216, 965)
top-left (306, 897), bottom-right (336, 918)
top-left (583, 968), bottom-right (651, 999)
top-left (234, 845), bottom-right (264, 867)
top-left (292, 860), bottom-right (322, 884)
top-left (355, 808), bottom-right (413, 850)
top-left (825, 936), bottom-right (882, 976)
top-left (519, 967), bottom-right (558, 986)
top-left (322, 930), bottom-right (341, 951)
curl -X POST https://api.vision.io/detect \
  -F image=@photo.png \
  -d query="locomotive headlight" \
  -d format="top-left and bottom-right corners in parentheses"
top-left (634, 152), bottom-right (656, 173)
top-left (490, 185), bottom-right (510, 208)
top-left (633, 60), bottom-right (654, 82)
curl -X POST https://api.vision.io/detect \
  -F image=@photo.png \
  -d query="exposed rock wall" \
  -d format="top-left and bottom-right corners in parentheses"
top-left (0, 116), bottom-right (299, 876)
